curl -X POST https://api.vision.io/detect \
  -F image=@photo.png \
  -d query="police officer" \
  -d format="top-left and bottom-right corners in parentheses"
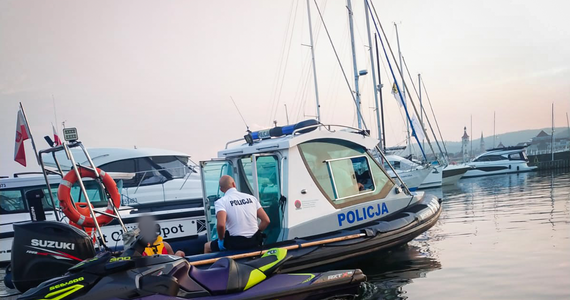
top-left (204, 175), bottom-right (270, 253)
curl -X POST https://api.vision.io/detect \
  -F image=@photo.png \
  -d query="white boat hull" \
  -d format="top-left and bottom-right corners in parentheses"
top-left (463, 161), bottom-right (537, 178)
top-left (419, 166), bottom-right (443, 189)
top-left (441, 164), bottom-right (471, 185)
top-left (389, 167), bottom-right (432, 191)
top-left (0, 206), bottom-right (206, 264)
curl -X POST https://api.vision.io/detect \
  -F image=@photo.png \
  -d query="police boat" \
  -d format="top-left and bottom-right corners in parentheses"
top-left (17, 225), bottom-right (366, 300)
top-left (187, 120), bottom-right (442, 271)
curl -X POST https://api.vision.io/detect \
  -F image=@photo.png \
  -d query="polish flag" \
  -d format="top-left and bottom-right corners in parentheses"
top-left (52, 123), bottom-right (62, 146)
top-left (14, 109), bottom-right (30, 166)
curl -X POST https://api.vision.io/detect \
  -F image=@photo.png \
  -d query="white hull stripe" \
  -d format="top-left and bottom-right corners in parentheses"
top-left (77, 214), bottom-right (86, 225)
top-left (60, 180), bottom-right (73, 188)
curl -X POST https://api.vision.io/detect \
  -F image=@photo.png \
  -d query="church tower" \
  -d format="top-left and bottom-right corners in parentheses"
top-left (462, 127), bottom-right (470, 162)
top-left (480, 132), bottom-right (485, 153)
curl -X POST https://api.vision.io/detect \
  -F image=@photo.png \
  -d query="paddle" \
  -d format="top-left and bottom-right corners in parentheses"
top-left (189, 230), bottom-right (375, 266)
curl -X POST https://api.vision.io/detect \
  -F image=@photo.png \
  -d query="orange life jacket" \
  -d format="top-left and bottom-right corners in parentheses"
top-left (143, 236), bottom-right (168, 256)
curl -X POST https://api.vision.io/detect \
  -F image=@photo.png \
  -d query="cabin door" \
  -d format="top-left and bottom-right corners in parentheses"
top-left (249, 154), bottom-right (283, 244)
top-left (199, 159), bottom-right (233, 241)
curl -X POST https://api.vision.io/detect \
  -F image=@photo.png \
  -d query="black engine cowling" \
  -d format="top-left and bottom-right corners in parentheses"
top-left (11, 221), bottom-right (96, 292)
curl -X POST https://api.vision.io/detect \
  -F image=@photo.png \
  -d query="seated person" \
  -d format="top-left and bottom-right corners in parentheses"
top-left (204, 175), bottom-right (270, 253)
top-left (143, 234), bottom-right (185, 257)
top-left (138, 216), bottom-right (185, 257)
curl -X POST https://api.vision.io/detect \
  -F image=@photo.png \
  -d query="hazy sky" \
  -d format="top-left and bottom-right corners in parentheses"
top-left (1, 0), bottom-right (569, 175)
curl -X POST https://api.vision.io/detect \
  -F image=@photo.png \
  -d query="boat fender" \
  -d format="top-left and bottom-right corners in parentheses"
top-left (3, 264), bottom-right (14, 289)
top-left (361, 228), bottom-right (377, 237)
top-left (58, 166), bottom-right (121, 228)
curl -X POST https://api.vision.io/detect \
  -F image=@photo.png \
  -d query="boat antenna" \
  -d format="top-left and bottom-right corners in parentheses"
top-left (230, 96), bottom-right (250, 132)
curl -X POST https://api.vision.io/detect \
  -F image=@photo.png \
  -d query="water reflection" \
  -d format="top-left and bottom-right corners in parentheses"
top-left (355, 242), bottom-right (441, 300)
top-left (359, 170), bottom-right (570, 300)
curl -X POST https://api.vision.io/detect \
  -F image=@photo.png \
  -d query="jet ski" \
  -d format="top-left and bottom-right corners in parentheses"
top-left (17, 227), bottom-right (366, 300)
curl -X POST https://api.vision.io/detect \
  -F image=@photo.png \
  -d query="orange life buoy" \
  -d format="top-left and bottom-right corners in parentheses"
top-left (69, 202), bottom-right (96, 241)
top-left (58, 167), bottom-right (121, 227)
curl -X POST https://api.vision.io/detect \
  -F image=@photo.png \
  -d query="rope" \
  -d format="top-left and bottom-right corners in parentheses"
top-left (421, 79), bottom-right (451, 158)
top-left (402, 56), bottom-right (445, 164)
top-left (366, 0), bottom-right (434, 161)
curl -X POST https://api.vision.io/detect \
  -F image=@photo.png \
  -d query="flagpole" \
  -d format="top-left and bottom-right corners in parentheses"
top-left (52, 95), bottom-right (59, 133)
top-left (19, 102), bottom-right (41, 165)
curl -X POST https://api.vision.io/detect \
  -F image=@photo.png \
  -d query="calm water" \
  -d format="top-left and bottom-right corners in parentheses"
top-left (2, 171), bottom-right (569, 299)
top-left (357, 170), bottom-right (570, 300)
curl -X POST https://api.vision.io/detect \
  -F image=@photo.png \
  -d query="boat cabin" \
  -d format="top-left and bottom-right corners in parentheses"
top-left (42, 148), bottom-right (203, 206)
top-left (200, 121), bottom-right (421, 245)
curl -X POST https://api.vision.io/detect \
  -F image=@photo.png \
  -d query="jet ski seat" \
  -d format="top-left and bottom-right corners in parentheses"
top-left (189, 249), bottom-right (290, 295)
top-left (189, 258), bottom-right (255, 294)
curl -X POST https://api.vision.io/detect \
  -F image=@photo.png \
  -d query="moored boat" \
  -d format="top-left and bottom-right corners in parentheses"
top-left (0, 147), bottom-right (207, 265)
top-left (16, 225), bottom-right (366, 300)
top-left (463, 146), bottom-right (537, 178)
top-left (380, 155), bottom-right (432, 191)
top-left (190, 120), bottom-right (442, 271)
top-left (441, 164), bottom-right (471, 185)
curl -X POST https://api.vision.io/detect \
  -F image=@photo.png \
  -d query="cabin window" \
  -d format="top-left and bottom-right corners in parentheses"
top-left (100, 159), bottom-right (137, 187)
top-left (151, 156), bottom-right (190, 179)
top-left (65, 180), bottom-right (108, 208)
top-left (508, 153), bottom-right (524, 161)
top-left (237, 157), bottom-right (255, 195)
top-left (137, 158), bottom-right (169, 186)
top-left (298, 139), bottom-right (393, 208)
top-left (473, 155), bottom-right (506, 162)
top-left (0, 189), bottom-right (26, 213)
top-left (384, 161), bottom-right (400, 170)
top-left (326, 156), bottom-right (375, 199)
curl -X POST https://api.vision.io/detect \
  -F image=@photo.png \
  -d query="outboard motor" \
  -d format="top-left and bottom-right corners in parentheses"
top-left (11, 221), bottom-right (96, 292)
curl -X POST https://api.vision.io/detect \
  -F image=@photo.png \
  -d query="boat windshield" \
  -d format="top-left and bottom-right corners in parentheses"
top-left (298, 139), bottom-right (393, 208)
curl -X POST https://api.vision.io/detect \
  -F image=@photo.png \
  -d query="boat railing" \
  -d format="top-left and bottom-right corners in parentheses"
top-left (527, 145), bottom-right (570, 156)
top-left (225, 123), bottom-right (371, 149)
top-left (225, 138), bottom-right (245, 149)
top-left (292, 123), bottom-right (368, 136)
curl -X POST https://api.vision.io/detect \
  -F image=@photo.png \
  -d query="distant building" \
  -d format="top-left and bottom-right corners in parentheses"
top-left (480, 132), bottom-right (485, 153)
top-left (462, 126), bottom-right (469, 163)
top-left (497, 141), bottom-right (504, 148)
top-left (526, 130), bottom-right (570, 155)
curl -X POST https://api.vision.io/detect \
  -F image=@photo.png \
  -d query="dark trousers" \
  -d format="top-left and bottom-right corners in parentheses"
top-left (210, 230), bottom-right (263, 252)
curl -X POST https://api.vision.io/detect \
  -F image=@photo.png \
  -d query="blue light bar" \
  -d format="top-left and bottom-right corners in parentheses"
top-left (249, 119), bottom-right (318, 141)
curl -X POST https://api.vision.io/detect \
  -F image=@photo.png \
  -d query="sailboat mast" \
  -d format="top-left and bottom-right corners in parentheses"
top-left (347, 0), bottom-right (362, 129)
top-left (375, 34), bottom-right (386, 150)
top-left (470, 114), bottom-right (473, 159)
top-left (364, 0), bottom-right (382, 143)
top-left (394, 23), bottom-right (410, 156)
top-left (550, 102), bottom-right (554, 161)
top-left (419, 73), bottom-right (423, 151)
top-left (493, 111), bottom-right (496, 148)
top-left (306, 0), bottom-right (321, 123)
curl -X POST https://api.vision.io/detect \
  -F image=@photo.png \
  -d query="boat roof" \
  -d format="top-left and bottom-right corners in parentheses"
top-left (0, 174), bottom-right (61, 189)
top-left (473, 146), bottom-right (528, 160)
top-left (486, 145), bottom-right (527, 151)
top-left (218, 125), bottom-right (379, 158)
top-left (43, 147), bottom-right (192, 170)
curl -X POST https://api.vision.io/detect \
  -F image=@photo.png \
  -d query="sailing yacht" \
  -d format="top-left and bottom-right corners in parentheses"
top-left (417, 163), bottom-right (471, 189)
top-left (380, 155), bottom-right (432, 191)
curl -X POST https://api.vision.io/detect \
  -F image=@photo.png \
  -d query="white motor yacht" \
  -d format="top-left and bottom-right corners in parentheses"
top-left (463, 146), bottom-right (537, 178)
top-left (0, 147), bottom-right (206, 264)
